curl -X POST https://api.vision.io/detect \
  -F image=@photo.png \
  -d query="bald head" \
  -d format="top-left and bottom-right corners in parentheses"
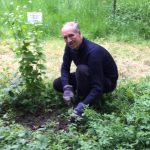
top-left (61, 22), bottom-right (83, 50)
top-left (61, 22), bottom-right (80, 33)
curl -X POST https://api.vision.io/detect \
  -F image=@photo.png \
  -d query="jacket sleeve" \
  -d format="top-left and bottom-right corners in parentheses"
top-left (61, 47), bottom-right (72, 88)
top-left (83, 49), bottom-right (104, 104)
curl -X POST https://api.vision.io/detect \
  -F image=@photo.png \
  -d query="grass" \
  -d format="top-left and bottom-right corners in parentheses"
top-left (0, 0), bottom-right (149, 41)
top-left (1, 38), bottom-right (150, 80)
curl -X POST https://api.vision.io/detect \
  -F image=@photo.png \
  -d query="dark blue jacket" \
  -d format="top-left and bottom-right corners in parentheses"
top-left (61, 38), bottom-right (118, 103)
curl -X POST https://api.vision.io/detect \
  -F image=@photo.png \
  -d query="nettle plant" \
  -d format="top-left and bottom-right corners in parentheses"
top-left (5, 7), bottom-right (46, 92)
top-left (3, 6), bottom-right (47, 112)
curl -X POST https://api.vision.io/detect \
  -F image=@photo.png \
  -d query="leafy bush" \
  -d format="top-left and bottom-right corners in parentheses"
top-left (0, 78), bottom-right (63, 114)
top-left (4, 9), bottom-right (46, 91)
top-left (0, 5), bottom-right (51, 113)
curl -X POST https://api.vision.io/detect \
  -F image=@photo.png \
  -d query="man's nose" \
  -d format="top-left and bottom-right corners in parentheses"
top-left (66, 37), bottom-right (72, 42)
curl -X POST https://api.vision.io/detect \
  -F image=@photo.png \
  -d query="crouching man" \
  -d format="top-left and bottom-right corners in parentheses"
top-left (53, 22), bottom-right (118, 117)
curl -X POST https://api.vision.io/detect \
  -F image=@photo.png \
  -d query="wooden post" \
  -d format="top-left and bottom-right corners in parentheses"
top-left (113, 0), bottom-right (117, 17)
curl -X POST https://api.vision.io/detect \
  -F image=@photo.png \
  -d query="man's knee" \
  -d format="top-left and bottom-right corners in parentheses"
top-left (53, 78), bottom-right (63, 92)
top-left (53, 79), bottom-right (58, 91)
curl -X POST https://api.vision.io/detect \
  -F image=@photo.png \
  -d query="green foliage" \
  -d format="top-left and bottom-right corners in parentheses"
top-left (0, 77), bottom-right (63, 113)
top-left (0, 120), bottom-right (31, 150)
top-left (0, 0), bottom-right (149, 41)
top-left (0, 76), bottom-right (150, 149)
top-left (107, 0), bottom-right (150, 41)
top-left (84, 77), bottom-right (150, 149)
top-left (0, 5), bottom-right (52, 113)
top-left (4, 9), bottom-right (46, 91)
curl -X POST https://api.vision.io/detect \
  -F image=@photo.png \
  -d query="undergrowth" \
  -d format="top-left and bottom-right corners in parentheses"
top-left (0, 75), bottom-right (150, 149)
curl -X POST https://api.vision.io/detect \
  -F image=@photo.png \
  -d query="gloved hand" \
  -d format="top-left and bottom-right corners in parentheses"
top-left (73, 102), bottom-right (85, 117)
top-left (63, 85), bottom-right (74, 107)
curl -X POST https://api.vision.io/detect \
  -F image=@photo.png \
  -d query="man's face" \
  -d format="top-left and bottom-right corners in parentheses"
top-left (61, 27), bottom-right (82, 50)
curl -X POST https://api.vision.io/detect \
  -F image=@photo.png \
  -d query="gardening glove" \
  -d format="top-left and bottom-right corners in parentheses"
top-left (73, 102), bottom-right (85, 117)
top-left (63, 85), bottom-right (74, 107)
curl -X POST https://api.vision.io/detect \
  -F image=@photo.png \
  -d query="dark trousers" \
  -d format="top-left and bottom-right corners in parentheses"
top-left (53, 64), bottom-right (116, 105)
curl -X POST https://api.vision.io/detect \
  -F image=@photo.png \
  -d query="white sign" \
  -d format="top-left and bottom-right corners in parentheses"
top-left (27, 12), bottom-right (43, 24)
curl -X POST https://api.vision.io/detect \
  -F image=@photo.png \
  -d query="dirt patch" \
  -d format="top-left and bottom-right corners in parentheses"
top-left (15, 109), bottom-right (70, 131)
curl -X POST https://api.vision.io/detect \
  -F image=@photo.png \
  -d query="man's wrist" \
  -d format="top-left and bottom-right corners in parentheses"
top-left (63, 85), bottom-right (73, 91)
top-left (73, 102), bottom-right (86, 116)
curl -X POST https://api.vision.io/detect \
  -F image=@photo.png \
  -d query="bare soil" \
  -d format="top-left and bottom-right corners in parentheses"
top-left (15, 109), bottom-right (70, 131)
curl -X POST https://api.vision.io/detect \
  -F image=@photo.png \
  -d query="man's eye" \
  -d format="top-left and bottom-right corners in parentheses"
top-left (69, 34), bottom-right (74, 38)
top-left (63, 34), bottom-right (75, 40)
top-left (64, 37), bottom-right (67, 40)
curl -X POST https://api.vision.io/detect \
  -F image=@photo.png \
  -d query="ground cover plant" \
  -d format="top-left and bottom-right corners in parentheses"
top-left (0, 0), bottom-right (150, 150)
top-left (0, 74), bottom-right (150, 149)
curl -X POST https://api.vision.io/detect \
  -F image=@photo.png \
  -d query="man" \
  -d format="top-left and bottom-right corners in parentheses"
top-left (53, 22), bottom-right (118, 117)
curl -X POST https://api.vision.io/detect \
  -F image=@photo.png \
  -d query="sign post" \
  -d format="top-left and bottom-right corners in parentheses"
top-left (27, 12), bottom-right (43, 24)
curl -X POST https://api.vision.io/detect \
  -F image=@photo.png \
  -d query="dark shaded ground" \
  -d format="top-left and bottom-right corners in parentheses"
top-left (15, 109), bottom-right (70, 131)
top-left (14, 103), bottom-right (104, 131)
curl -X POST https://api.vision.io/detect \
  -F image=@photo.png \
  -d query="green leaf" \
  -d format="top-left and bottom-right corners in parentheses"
top-left (37, 64), bottom-right (46, 70)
